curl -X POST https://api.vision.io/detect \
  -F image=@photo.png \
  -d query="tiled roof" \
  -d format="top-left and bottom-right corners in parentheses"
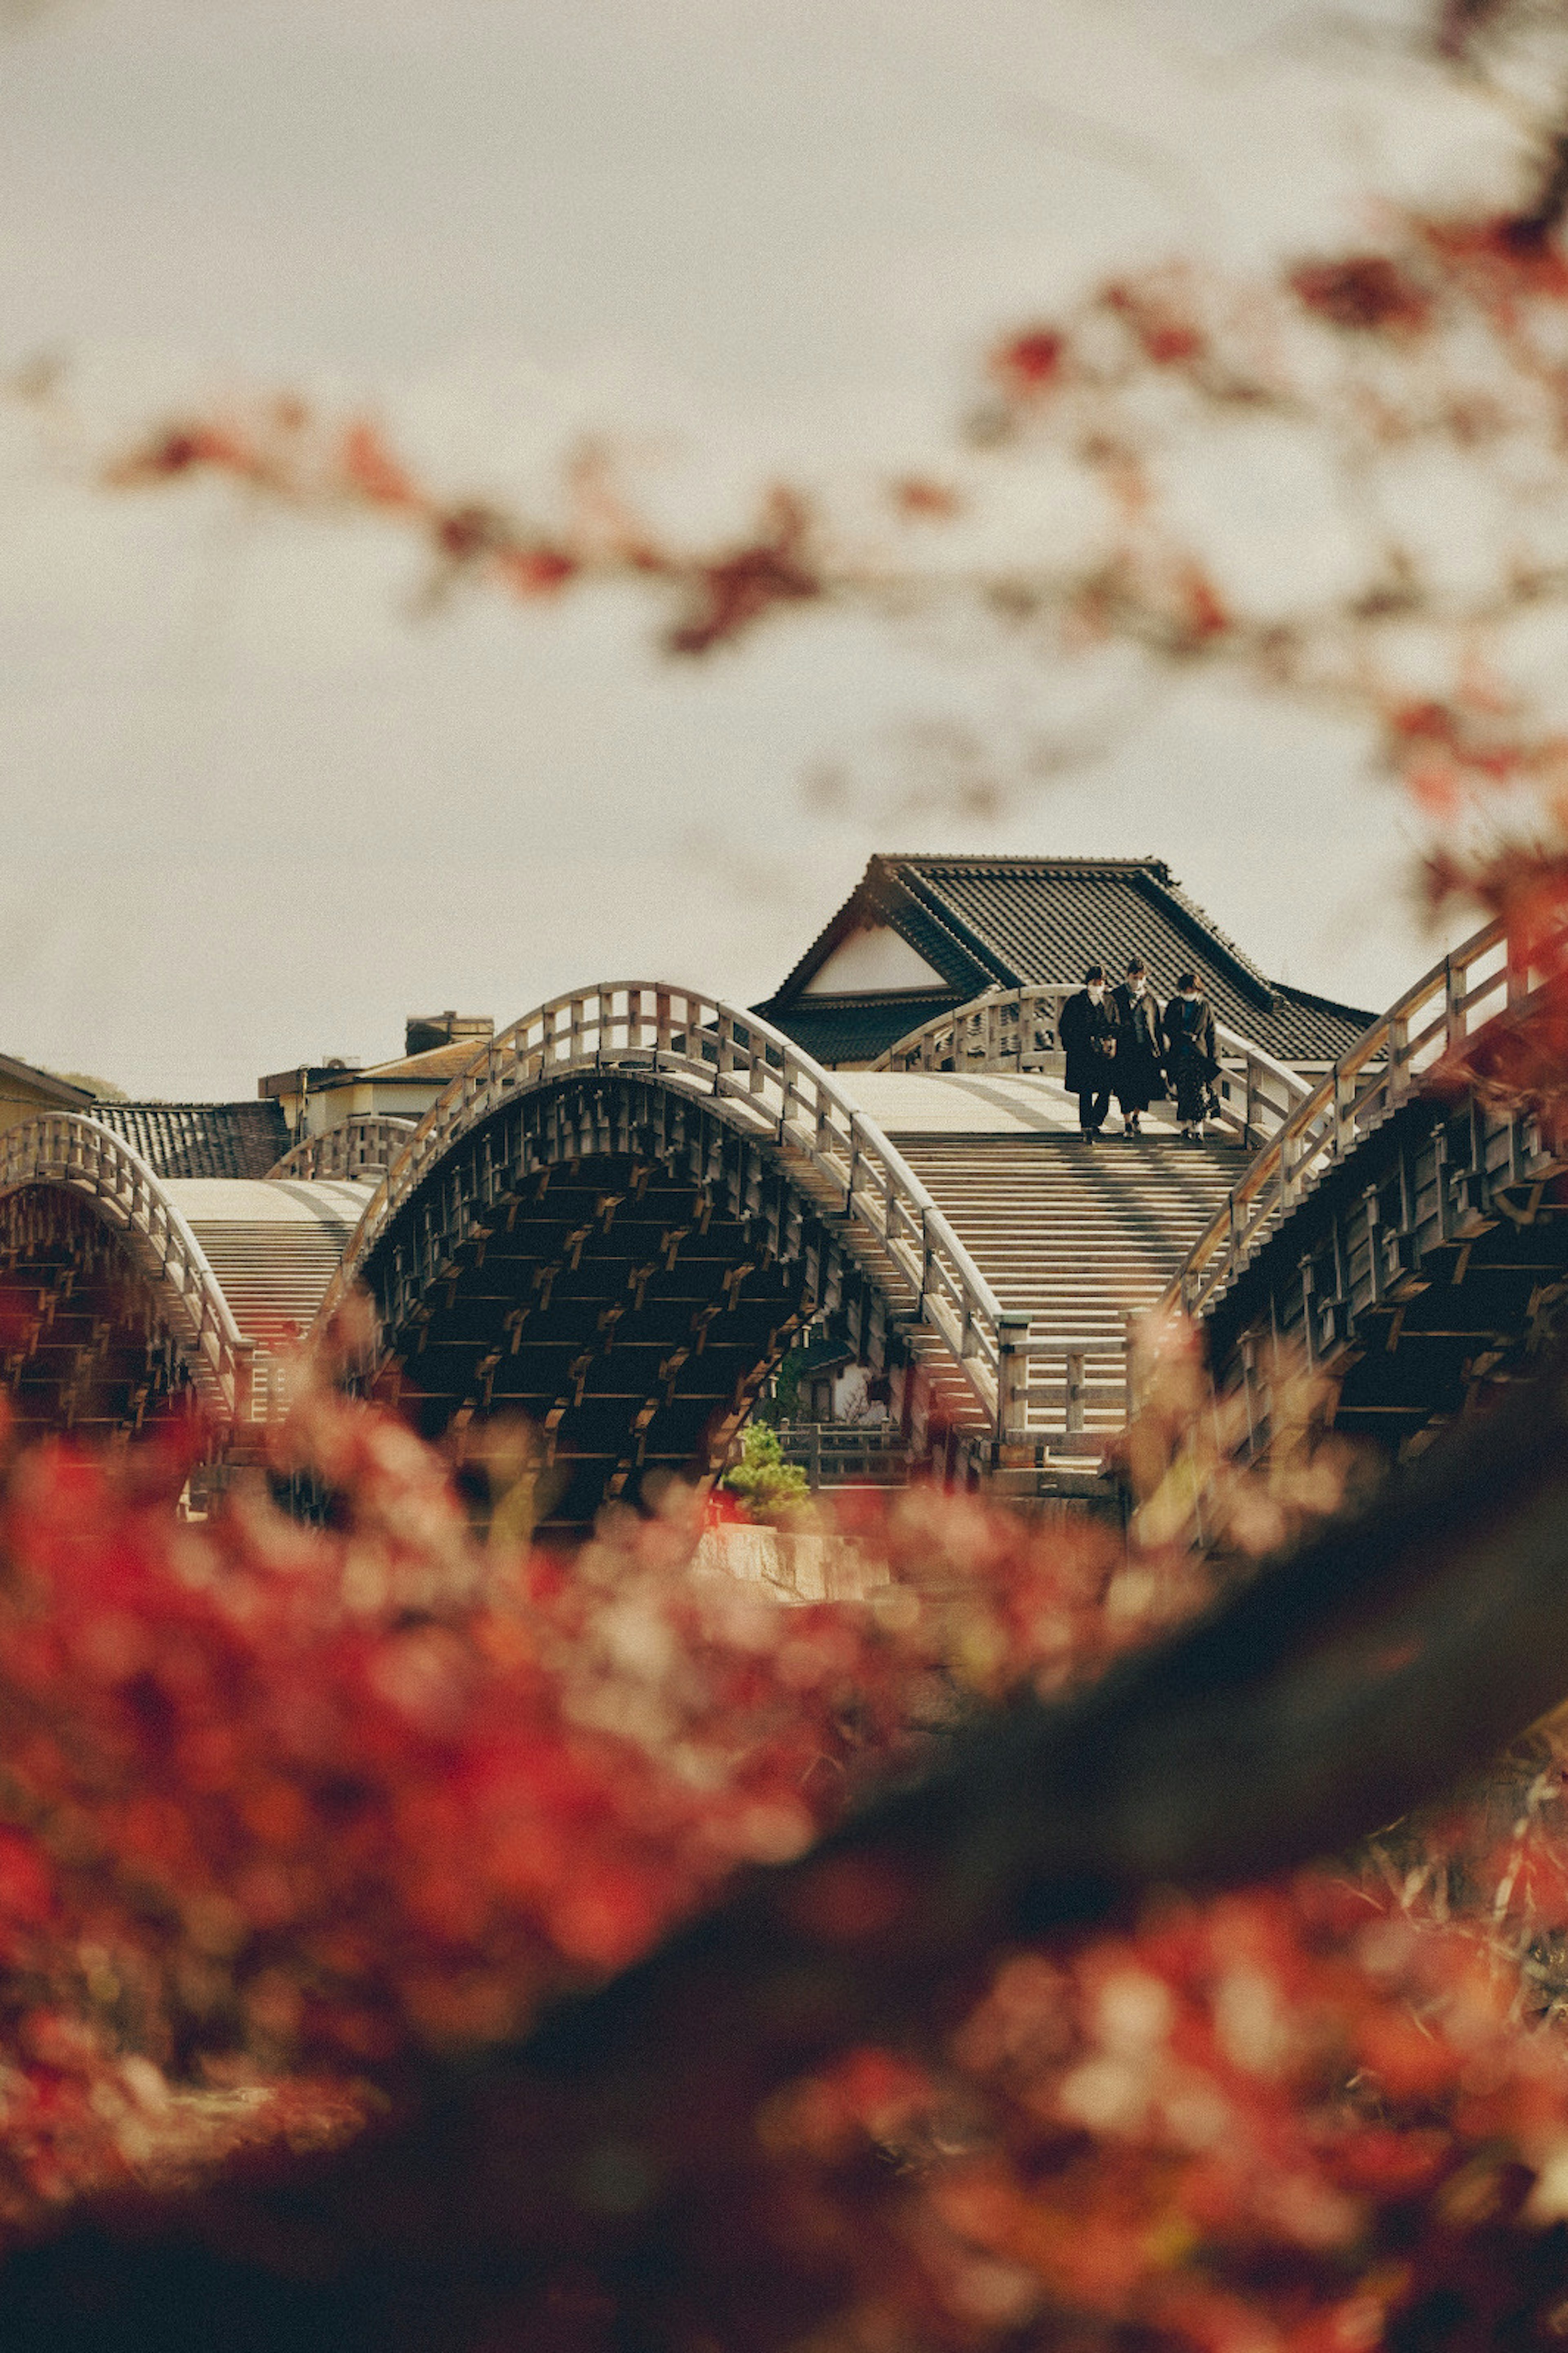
top-left (355, 1040), bottom-right (488, 1085)
top-left (895, 855), bottom-right (1277, 1002)
top-left (1250, 983), bottom-right (1374, 1063)
top-left (759, 856), bottom-right (1375, 1067)
top-left (87, 1102), bottom-right (291, 1181)
top-left (763, 994), bottom-right (958, 1069)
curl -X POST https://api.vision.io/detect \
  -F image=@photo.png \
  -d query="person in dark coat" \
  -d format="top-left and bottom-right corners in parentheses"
top-left (1160, 969), bottom-right (1219, 1143)
top-left (1058, 963), bottom-right (1119, 1141)
top-left (1110, 956), bottom-right (1164, 1138)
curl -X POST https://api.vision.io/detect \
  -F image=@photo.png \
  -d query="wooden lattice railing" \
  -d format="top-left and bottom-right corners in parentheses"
top-left (0, 1115), bottom-right (255, 1422)
top-left (314, 984), bottom-right (1016, 1432)
top-left (1164, 917), bottom-right (1547, 1322)
top-left (268, 1115), bottom-right (417, 1183)
top-left (876, 984), bottom-right (1313, 1148)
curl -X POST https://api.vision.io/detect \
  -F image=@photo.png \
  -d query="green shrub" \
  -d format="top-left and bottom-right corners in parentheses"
top-left (718, 1420), bottom-right (810, 1520)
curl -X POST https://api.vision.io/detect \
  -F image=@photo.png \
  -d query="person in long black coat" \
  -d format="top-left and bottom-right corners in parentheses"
top-left (1110, 956), bottom-right (1164, 1137)
top-left (1159, 968), bottom-right (1219, 1143)
top-left (1058, 963), bottom-right (1120, 1141)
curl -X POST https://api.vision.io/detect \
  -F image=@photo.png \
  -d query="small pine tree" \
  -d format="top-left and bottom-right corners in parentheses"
top-left (717, 1420), bottom-right (811, 1520)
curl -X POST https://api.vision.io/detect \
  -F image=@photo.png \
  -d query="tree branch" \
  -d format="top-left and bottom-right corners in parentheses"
top-left (9, 1343), bottom-right (1568, 2344)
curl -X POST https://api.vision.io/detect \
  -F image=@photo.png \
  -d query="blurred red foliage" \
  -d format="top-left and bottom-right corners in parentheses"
top-left (0, 1357), bottom-right (1210, 2255)
top-left (0, 1298), bottom-right (1566, 2349)
top-left (49, 23), bottom-right (1568, 2321)
top-left (1288, 255), bottom-right (1435, 336)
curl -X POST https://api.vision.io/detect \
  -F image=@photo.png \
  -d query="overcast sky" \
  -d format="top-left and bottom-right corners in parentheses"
top-left (0, 0), bottom-right (1500, 1097)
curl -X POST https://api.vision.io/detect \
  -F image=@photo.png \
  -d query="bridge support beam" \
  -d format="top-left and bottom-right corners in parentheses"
top-left (357, 1076), bottom-right (928, 1536)
top-left (1198, 1098), bottom-right (1568, 1465)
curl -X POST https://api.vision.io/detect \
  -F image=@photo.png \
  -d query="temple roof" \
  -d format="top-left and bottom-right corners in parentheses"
top-left (756, 854), bottom-right (1375, 1068)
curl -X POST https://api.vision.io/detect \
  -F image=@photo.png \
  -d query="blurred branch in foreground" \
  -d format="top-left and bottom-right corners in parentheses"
top-left (9, 1332), bottom-right (1568, 2345)
top-left (71, 159), bottom-right (1568, 900)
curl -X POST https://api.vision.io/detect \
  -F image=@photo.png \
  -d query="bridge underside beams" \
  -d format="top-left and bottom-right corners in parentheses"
top-left (361, 1076), bottom-right (909, 1534)
top-left (0, 1186), bottom-right (195, 1445)
top-left (1201, 1098), bottom-right (1568, 1459)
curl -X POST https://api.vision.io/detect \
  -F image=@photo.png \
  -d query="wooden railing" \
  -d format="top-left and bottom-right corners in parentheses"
top-left (876, 985), bottom-right (1312, 1148)
top-left (877, 987), bottom-right (1069, 1075)
top-left (775, 1424), bottom-right (911, 1488)
top-left (268, 1115), bottom-right (417, 1183)
top-left (315, 983), bottom-right (1015, 1433)
top-left (0, 1115), bottom-right (255, 1422)
top-left (1004, 1338), bottom-right (1129, 1452)
top-left (1164, 918), bottom-right (1545, 1322)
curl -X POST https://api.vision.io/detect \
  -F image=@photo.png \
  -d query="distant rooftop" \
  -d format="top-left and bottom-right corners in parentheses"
top-left (87, 1101), bottom-right (290, 1181)
top-left (0, 1055), bottom-right (94, 1113)
top-left (259, 1013), bottom-right (494, 1101)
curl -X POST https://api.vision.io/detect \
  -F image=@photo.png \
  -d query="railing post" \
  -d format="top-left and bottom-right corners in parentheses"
top-left (1445, 955), bottom-right (1465, 1053)
top-left (1388, 1012), bottom-right (1410, 1103)
top-left (1064, 1349), bottom-right (1087, 1448)
top-left (995, 1310), bottom-right (1031, 1445)
top-left (807, 1420), bottom-right (822, 1493)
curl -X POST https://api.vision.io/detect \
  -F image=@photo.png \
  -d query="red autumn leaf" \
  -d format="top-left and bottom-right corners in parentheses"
top-left (494, 543), bottom-right (580, 597)
top-left (339, 419), bottom-right (423, 510)
top-left (1179, 564), bottom-right (1230, 643)
top-left (1289, 255), bottom-right (1434, 336)
top-left (989, 327), bottom-right (1065, 398)
top-left (1104, 279), bottom-right (1207, 367)
top-left (889, 474), bottom-right (963, 519)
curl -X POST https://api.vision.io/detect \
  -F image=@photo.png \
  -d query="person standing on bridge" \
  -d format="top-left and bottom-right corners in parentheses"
top-left (1059, 964), bottom-right (1120, 1142)
top-left (1160, 970), bottom-right (1219, 1145)
top-left (1110, 956), bottom-right (1164, 1139)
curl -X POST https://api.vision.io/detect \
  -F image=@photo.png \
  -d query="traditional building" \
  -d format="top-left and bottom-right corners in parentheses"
top-left (0, 1055), bottom-right (93, 1139)
top-left (0, 1051), bottom-right (292, 1180)
top-left (753, 853), bottom-right (1374, 1072)
top-left (258, 1013), bottom-right (495, 1144)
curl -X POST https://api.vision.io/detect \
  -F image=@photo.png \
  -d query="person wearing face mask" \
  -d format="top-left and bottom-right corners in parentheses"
top-left (1058, 963), bottom-right (1120, 1142)
top-left (1110, 956), bottom-right (1165, 1139)
top-left (1159, 968), bottom-right (1219, 1143)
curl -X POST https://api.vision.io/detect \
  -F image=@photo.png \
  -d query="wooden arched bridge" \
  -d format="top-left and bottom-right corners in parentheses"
top-left (0, 923), bottom-right (1561, 1529)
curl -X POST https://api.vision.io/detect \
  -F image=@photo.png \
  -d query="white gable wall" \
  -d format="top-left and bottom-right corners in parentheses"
top-left (802, 924), bottom-right (951, 997)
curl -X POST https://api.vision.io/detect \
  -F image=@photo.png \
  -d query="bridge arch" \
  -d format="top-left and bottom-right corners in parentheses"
top-left (310, 985), bottom-right (1011, 1532)
top-left (0, 1116), bottom-right (363, 1451)
top-left (0, 1115), bottom-right (251, 1439)
top-left (1159, 916), bottom-right (1568, 1460)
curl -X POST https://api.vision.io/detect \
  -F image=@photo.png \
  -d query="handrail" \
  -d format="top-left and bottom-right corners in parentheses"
top-left (268, 1114), bottom-right (417, 1182)
top-left (876, 987), bottom-right (1067, 1074)
top-left (0, 1114), bottom-right (255, 1422)
top-left (876, 983), bottom-right (1314, 1149)
top-left (1161, 916), bottom-right (1546, 1322)
top-left (313, 982), bottom-right (1013, 1431)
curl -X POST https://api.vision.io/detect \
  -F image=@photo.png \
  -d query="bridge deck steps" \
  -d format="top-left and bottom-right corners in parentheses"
top-left (890, 1134), bottom-right (1247, 1448)
top-left (162, 1182), bottom-right (368, 1424)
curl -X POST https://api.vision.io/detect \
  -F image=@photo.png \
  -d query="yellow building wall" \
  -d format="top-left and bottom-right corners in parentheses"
top-left (0, 1076), bottom-right (89, 1140)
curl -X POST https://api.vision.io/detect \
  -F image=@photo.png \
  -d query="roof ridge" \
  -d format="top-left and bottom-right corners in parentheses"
top-left (1134, 869), bottom-right (1275, 999)
top-left (1271, 978), bottom-right (1378, 1023)
top-left (887, 852), bottom-right (1173, 879)
top-left (879, 864), bottom-right (1016, 987)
